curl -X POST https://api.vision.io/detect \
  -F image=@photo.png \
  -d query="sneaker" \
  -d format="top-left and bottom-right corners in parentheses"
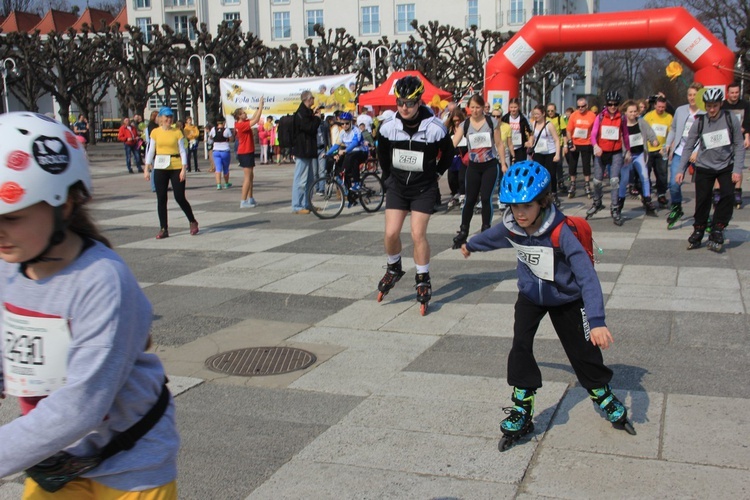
top-left (240, 200), bottom-right (251, 208)
top-left (246, 197), bottom-right (257, 208)
top-left (225, 182), bottom-right (232, 188)
top-left (156, 228), bottom-right (169, 239)
top-left (350, 182), bottom-right (361, 193)
top-left (293, 209), bottom-right (311, 214)
top-left (189, 221), bottom-right (199, 235)
top-left (216, 184), bottom-right (222, 190)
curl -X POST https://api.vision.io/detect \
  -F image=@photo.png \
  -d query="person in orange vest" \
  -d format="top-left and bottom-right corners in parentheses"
top-left (587, 91), bottom-right (630, 226)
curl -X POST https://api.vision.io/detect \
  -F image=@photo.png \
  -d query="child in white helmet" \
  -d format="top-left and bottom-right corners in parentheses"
top-left (0, 113), bottom-right (178, 498)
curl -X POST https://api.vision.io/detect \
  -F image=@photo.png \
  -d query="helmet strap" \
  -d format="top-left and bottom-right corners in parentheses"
top-left (20, 205), bottom-right (68, 269)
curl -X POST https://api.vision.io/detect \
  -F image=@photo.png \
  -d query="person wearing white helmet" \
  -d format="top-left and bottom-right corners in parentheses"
top-left (0, 112), bottom-right (179, 497)
top-left (676, 87), bottom-right (745, 252)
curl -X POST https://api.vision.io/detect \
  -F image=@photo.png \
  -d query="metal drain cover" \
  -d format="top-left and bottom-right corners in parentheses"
top-left (205, 347), bottom-right (316, 376)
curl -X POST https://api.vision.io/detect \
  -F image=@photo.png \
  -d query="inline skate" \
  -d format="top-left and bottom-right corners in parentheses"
top-left (452, 224), bottom-right (469, 249)
top-left (666, 203), bottom-right (683, 229)
top-left (377, 259), bottom-right (406, 302)
top-left (611, 206), bottom-right (624, 226)
top-left (415, 272), bottom-right (431, 316)
top-left (588, 385), bottom-right (636, 435)
top-left (642, 196), bottom-right (657, 216)
top-left (585, 199), bottom-right (604, 220)
top-left (706, 223), bottom-right (725, 253)
top-left (735, 188), bottom-right (743, 209)
top-left (498, 387), bottom-right (536, 452)
top-left (687, 225), bottom-right (706, 250)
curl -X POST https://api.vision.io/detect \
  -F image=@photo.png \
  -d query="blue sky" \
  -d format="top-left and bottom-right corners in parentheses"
top-left (600, 0), bottom-right (650, 12)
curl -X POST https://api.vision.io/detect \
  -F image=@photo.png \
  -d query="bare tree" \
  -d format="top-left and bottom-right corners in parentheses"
top-left (524, 53), bottom-right (584, 106)
top-left (0, 0), bottom-right (36, 16)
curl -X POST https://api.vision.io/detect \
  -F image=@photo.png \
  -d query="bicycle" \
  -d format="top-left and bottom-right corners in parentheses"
top-left (309, 163), bottom-right (385, 219)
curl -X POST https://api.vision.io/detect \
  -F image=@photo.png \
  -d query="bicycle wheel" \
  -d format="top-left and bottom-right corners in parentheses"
top-left (359, 172), bottom-right (385, 213)
top-left (309, 176), bottom-right (345, 219)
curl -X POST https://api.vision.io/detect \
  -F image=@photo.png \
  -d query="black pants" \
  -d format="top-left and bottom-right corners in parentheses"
top-left (514, 147), bottom-right (528, 162)
top-left (568, 145), bottom-right (593, 177)
top-left (461, 159), bottom-right (499, 229)
top-left (509, 294), bottom-right (613, 390)
top-left (326, 151), bottom-right (367, 186)
top-left (154, 169), bottom-right (196, 230)
top-left (694, 166), bottom-right (734, 228)
top-left (646, 152), bottom-right (668, 196)
top-left (535, 152), bottom-right (557, 193)
top-left (188, 145), bottom-right (199, 171)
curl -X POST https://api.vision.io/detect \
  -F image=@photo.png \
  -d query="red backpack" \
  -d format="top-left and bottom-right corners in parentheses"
top-left (550, 216), bottom-right (597, 264)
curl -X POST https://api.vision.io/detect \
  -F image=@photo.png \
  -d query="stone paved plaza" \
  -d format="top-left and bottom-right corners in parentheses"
top-left (2, 144), bottom-right (749, 499)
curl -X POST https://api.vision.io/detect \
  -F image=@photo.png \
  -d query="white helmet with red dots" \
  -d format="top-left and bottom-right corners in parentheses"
top-left (0, 112), bottom-right (91, 215)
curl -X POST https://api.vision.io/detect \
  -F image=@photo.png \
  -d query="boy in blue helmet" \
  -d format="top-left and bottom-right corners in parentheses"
top-left (460, 160), bottom-right (634, 451)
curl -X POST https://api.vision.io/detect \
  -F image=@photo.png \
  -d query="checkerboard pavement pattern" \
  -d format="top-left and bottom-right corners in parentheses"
top-left (2, 163), bottom-right (749, 499)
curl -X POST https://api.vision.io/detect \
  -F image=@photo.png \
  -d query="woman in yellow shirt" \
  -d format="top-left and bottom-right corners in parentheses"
top-left (144, 107), bottom-right (199, 239)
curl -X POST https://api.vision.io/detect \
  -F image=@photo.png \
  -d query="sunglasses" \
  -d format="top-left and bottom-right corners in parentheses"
top-left (491, 114), bottom-right (502, 118)
top-left (547, 109), bottom-right (556, 113)
top-left (577, 105), bottom-right (587, 109)
top-left (396, 99), bottom-right (419, 108)
top-left (607, 102), bottom-right (619, 106)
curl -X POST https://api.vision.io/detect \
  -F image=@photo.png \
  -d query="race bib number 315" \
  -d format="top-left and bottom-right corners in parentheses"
top-left (507, 238), bottom-right (555, 281)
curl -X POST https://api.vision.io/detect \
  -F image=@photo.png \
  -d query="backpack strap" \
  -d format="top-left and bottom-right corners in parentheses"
top-left (550, 216), bottom-right (567, 249)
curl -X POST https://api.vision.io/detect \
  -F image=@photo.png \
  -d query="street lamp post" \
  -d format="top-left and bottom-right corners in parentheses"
top-left (561, 76), bottom-right (576, 111)
top-left (187, 53), bottom-right (217, 160)
top-left (357, 46), bottom-right (389, 88)
top-left (1, 57), bottom-right (17, 113)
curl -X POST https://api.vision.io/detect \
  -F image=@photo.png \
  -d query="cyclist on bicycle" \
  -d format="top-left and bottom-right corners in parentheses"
top-left (325, 112), bottom-right (368, 193)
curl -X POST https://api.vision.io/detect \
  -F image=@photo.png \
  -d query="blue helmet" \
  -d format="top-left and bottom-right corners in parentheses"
top-left (339, 112), bottom-right (353, 122)
top-left (500, 161), bottom-right (551, 204)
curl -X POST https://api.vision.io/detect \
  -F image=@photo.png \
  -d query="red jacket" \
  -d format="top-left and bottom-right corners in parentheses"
top-left (118, 124), bottom-right (139, 145)
top-left (591, 110), bottom-right (630, 153)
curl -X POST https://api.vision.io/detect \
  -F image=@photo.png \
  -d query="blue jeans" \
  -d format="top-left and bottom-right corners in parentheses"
top-left (316, 149), bottom-right (327, 192)
top-left (593, 151), bottom-right (624, 208)
top-left (620, 152), bottom-right (650, 199)
top-left (292, 157), bottom-right (317, 211)
top-left (668, 153), bottom-right (683, 204)
top-left (124, 144), bottom-right (141, 172)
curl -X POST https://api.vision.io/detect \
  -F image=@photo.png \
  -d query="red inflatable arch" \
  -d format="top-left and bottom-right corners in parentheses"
top-left (485, 7), bottom-right (735, 103)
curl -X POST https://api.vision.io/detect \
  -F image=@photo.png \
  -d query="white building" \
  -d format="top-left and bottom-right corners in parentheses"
top-left (129, 0), bottom-right (599, 111)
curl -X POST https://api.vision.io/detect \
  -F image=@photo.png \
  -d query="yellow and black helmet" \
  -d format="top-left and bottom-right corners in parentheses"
top-left (394, 76), bottom-right (425, 101)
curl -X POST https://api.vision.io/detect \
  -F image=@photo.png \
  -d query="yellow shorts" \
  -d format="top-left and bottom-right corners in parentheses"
top-left (23, 477), bottom-right (177, 500)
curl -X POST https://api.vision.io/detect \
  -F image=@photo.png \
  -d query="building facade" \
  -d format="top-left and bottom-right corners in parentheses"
top-left (128, 0), bottom-right (599, 107)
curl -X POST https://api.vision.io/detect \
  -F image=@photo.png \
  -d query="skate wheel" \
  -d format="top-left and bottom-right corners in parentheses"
top-left (498, 435), bottom-right (513, 452)
top-left (377, 291), bottom-right (385, 303)
top-left (420, 302), bottom-right (428, 316)
top-left (622, 420), bottom-right (637, 435)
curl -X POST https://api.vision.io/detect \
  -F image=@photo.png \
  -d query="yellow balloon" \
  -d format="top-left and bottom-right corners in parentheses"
top-left (666, 61), bottom-right (683, 81)
top-left (334, 86), bottom-right (351, 106)
top-left (430, 94), bottom-right (441, 107)
top-left (440, 99), bottom-right (450, 110)
top-left (696, 88), bottom-right (707, 111)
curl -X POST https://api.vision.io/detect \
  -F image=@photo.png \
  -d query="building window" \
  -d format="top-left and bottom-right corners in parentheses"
top-left (306, 9), bottom-right (323, 37)
top-left (134, 0), bottom-right (151, 8)
top-left (533, 0), bottom-right (545, 16)
top-left (467, 0), bottom-right (479, 28)
top-left (173, 15), bottom-right (195, 39)
top-left (168, 0), bottom-right (194, 6)
top-left (136, 17), bottom-right (152, 42)
top-left (224, 12), bottom-right (240, 22)
top-left (396, 4), bottom-right (415, 33)
top-left (361, 6), bottom-right (379, 35)
top-left (509, 0), bottom-right (524, 24)
top-left (273, 11), bottom-right (291, 39)
top-left (223, 0), bottom-right (240, 4)
top-left (271, 0), bottom-right (290, 4)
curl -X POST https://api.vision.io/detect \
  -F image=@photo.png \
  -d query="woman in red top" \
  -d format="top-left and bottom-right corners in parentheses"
top-left (233, 97), bottom-right (264, 208)
top-left (117, 117), bottom-right (143, 174)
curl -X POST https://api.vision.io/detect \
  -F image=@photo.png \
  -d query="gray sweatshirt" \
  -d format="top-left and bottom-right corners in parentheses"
top-left (0, 240), bottom-right (178, 490)
top-left (678, 110), bottom-right (745, 175)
